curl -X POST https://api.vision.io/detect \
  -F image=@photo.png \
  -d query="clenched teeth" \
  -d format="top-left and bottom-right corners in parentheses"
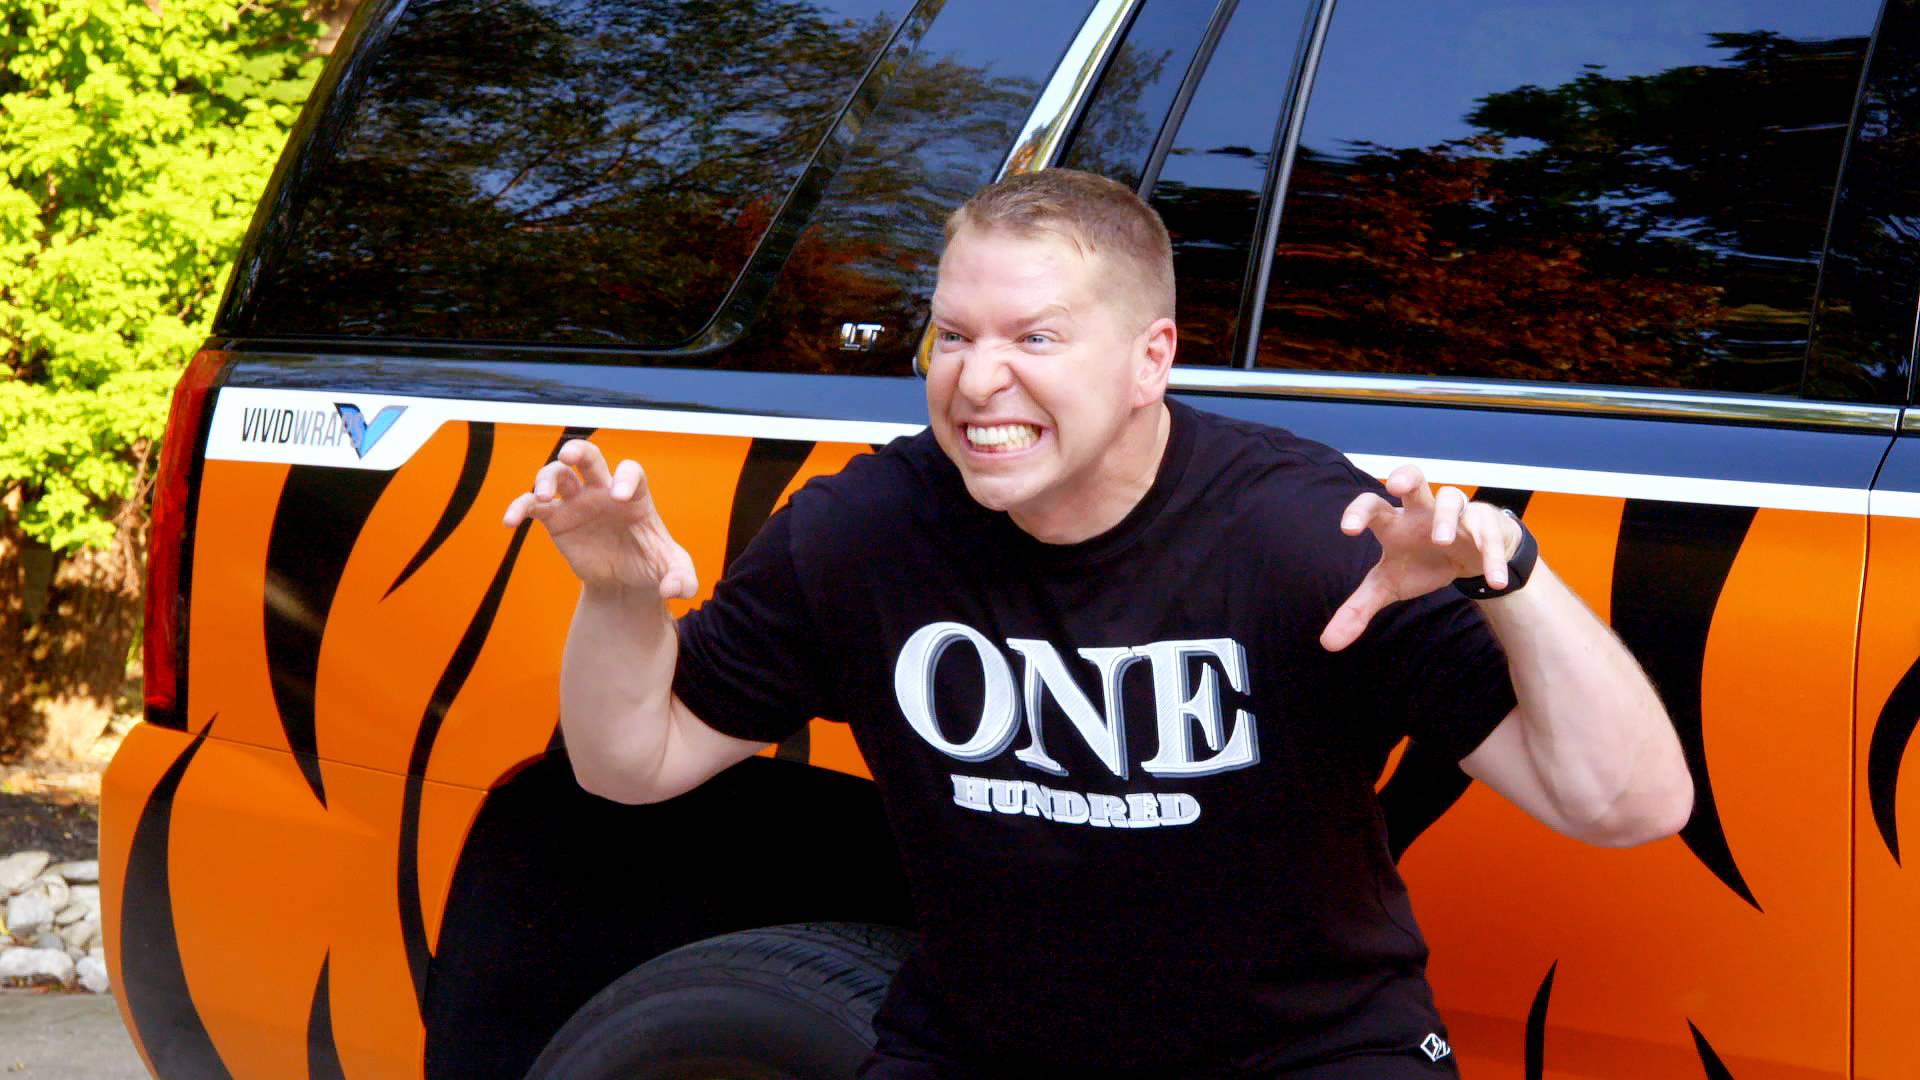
top-left (966, 423), bottom-right (1040, 450)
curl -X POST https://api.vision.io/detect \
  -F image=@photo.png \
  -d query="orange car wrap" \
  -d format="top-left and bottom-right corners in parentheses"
top-left (103, 386), bottom-right (1901, 1079)
top-left (1854, 440), bottom-right (1920, 1080)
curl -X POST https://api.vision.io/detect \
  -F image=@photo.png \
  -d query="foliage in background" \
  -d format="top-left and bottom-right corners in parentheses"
top-left (0, 0), bottom-right (321, 551)
top-left (0, 0), bottom-right (321, 756)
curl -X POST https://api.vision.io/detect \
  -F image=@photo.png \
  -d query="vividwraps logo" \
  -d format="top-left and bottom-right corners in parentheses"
top-left (237, 401), bottom-right (407, 459)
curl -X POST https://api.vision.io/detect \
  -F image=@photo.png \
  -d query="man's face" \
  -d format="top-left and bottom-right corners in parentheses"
top-left (926, 224), bottom-right (1173, 538)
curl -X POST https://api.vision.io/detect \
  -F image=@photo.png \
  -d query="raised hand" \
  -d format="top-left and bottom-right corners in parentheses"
top-left (1319, 464), bottom-right (1522, 652)
top-left (502, 439), bottom-right (698, 600)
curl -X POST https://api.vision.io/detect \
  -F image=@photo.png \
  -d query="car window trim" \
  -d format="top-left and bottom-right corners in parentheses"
top-left (1230, 0), bottom-right (1333, 368)
top-left (1169, 367), bottom-right (1902, 432)
top-left (998, 0), bottom-right (1147, 179)
top-left (1136, 0), bottom-right (1240, 202)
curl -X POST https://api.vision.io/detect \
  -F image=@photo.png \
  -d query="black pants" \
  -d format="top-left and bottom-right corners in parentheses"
top-left (857, 961), bottom-right (1462, 1080)
top-left (860, 1048), bottom-right (1459, 1079)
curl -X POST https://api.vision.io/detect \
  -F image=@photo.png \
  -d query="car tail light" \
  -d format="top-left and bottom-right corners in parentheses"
top-left (144, 349), bottom-right (228, 727)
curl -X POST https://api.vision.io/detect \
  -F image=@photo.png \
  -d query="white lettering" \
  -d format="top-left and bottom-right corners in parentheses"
top-left (1007, 640), bottom-right (1140, 779)
top-left (895, 622), bottom-right (1019, 761)
top-left (988, 778), bottom-right (1024, 813)
top-left (1156, 792), bottom-right (1201, 825)
top-left (1137, 639), bottom-right (1259, 777)
top-left (901, 624), bottom-right (1258, 780)
top-left (1088, 793), bottom-right (1127, 828)
top-left (1124, 792), bottom-right (1161, 827)
top-left (1049, 787), bottom-right (1090, 824)
top-left (951, 774), bottom-right (990, 811)
top-left (945, 774), bottom-right (1201, 830)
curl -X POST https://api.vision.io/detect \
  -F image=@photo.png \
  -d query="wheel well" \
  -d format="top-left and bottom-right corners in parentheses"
top-left (423, 752), bottom-right (913, 1080)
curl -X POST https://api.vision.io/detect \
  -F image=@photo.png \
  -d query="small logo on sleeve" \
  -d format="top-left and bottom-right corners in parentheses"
top-left (1420, 1033), bottom-right (1452, 1062)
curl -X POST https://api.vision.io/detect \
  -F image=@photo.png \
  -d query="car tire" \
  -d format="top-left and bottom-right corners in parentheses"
top-left (525, 922), bottom-right (917, 1080)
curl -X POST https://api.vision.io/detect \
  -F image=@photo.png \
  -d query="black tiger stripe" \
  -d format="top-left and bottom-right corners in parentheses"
top-left (1469, 486), bottom-right (1533, 518)
top-left (724, 437), bottom-right (817, 763)
top-left (120, 722), bottom-right (232, 1079)
top-left (1524, 960), bottom-right (1556, 1080)
top-left (724, 438), bottom-right (815, 571)
top-left (385, 422), bottom-right (495, 599)
top-left (264, 466), bottom-right (397, 806)
top-left (1610, 500), bottom-right (1761, 910)
top-left (395, 432), bottom-right (574, 1012)
top-left (1686, 1020), bottom-right (1736, 1079)
top-left (1867, 652), bottom-right (1920, 864)
top-left (305, 953), bottom-right (346, 1080)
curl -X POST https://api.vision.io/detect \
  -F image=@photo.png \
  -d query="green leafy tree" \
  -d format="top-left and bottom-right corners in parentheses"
top-left (0, 0), bottom-right (321, 754)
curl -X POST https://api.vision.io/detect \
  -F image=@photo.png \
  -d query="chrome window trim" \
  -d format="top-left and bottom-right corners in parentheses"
top-left (996, 0), bottom-right (1144, 180)
top-left (1170, 368), bottom-right (1902, 431)
top-left (1235, 0), bottom-right (1336, 367)
top-left (1900, 408), bottom-right (1920, 433)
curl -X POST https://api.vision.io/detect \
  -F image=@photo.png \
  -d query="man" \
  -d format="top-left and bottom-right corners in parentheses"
top-left (502, 169), bottom-right (1692, 1076)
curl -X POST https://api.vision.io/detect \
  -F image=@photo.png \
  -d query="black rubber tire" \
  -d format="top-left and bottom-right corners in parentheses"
top-left (525, 922), bottom-right (917, 1080)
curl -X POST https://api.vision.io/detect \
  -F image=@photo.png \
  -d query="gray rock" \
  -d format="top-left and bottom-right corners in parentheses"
top-left (69, 883), bottom-right (100, 914)
top-left (0, 852), bottom-right (50, 894)
top-left (54, 902), bottom-right (87, 927)
top-left (28, 929), bottom-right (64, 952)
top-left (0, 945), bottom-right (74, 985)
top-left (48, 860), bottom-right (98, 884)
top-left (6, 889), bottom-right (56, 938)
top-left (32, 873), bottom-right (70, 913)
top-left (75, 952), bottom-right (109, 993)
top-left (59, 916), bottom-right (100, 953)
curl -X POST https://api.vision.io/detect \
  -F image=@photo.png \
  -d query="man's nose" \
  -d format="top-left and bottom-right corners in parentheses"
top-left (954, 342), bottom-right (1014, 404)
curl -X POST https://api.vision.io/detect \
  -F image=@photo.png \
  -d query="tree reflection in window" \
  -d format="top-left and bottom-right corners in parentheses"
top-left (1260, 2), bottom-right (1878, 394)
top-left (235, 0), bottom-right (906, 347)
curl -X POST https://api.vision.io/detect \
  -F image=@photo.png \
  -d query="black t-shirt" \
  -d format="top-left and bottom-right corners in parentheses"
top-left (673, 400), bottom-right (1516, 1072)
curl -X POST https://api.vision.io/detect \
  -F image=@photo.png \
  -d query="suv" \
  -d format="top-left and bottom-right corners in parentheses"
top-left (106, 0), bottom-right (1920, 1076)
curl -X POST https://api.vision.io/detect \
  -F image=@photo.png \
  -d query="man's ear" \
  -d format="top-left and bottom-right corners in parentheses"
top-left (1134, 316), bottom-right (1178, 407)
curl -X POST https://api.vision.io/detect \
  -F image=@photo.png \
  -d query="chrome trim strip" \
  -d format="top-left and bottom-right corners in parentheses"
top-left (1236, 0), bottom-right (1336, 367)
top-left (996, 0), bottom-right (1143, 179)
top-left (1900, 407), bottom-right (1919, 433)
top-left (1169, 368), bottom-right (1902, 431)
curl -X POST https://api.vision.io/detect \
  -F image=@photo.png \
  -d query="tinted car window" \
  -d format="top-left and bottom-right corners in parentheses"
top-left (1146, 0), bottom-right (1314, 367)
top-left (232, 0), bottom-right (908, 346)
top-left (1257, 0), bottom-right (1878, 393)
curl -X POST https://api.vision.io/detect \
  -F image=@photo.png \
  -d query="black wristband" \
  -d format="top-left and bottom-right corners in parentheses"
top-left (1453, 509), bottom-right (1538, 600)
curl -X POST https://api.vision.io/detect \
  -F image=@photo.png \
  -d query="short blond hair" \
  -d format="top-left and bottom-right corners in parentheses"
top-left (945, 169), bottom-right (1175, 325)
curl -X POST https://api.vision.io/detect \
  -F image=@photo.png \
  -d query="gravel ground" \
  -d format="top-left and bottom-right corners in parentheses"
top-left (0, 790), bottom-right (99, 864)
top-left (0, 990), bottom-right (148, 1078)
top-left (0, 750), bottom-right (112, 864)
